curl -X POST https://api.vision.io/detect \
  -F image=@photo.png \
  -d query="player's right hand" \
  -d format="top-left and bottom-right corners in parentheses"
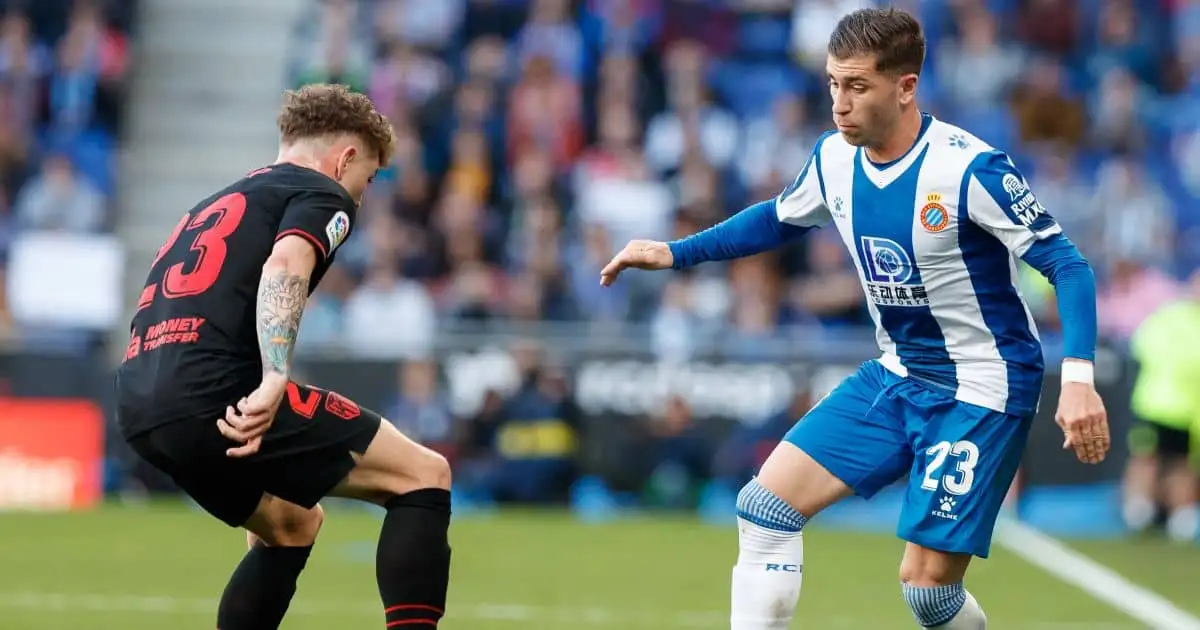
top-left (600, 239), bottom-right (674, 286)
top-left (217, 375), bottom-right (288, 457)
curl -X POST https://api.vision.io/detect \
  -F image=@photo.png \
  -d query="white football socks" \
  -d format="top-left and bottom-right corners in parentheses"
top-left (730, 480), bottom-right (807, 630)
top-left (1167, 505), bottom-right (1200, 542)
top-left (1122, 495), bottom-right (1156, 533)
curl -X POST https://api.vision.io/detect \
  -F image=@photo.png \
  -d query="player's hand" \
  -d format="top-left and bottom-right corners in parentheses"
top-left (600, 240), bottom-right (674, 286)
top-left (1055, 381), bottom-right (1110, 465)
top-left (217, 375), bottom-right (288, 457)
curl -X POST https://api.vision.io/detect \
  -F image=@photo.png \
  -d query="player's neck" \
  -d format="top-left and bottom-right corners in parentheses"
top-left (274, 148), bottom-right (322, 173)
top-left (865, 109), bottom-right (923, 164)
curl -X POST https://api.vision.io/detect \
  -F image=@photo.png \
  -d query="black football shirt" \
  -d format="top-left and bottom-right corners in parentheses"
top-left (116, 164), bottom-right (356, 434)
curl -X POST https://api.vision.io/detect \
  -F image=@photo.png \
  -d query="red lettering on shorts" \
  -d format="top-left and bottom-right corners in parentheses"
top-left (286, 383), bottom-right (321, 419)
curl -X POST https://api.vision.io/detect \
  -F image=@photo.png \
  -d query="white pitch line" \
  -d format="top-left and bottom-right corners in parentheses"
top-left (0, 591), bottom-right (1140, 629)
top-left (995, 518), bottom-right (1200, 630)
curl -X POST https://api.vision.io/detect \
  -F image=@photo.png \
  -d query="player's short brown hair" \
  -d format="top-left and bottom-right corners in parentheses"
top-left (276, 83), bottom-right (396, 164)
top-left (828, 8), bottom-right (926, 76)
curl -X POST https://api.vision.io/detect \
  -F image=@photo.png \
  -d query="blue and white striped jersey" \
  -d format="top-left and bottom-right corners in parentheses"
top-left (776, 114), bottom-right (1060, 415)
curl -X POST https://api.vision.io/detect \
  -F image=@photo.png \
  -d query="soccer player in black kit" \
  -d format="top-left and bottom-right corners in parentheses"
top-left (115, 84), bottom-right (451, 630)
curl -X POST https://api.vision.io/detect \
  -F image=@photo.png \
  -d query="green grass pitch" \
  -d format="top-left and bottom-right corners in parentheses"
top-left (1, 501), bottom-right (1197, 629)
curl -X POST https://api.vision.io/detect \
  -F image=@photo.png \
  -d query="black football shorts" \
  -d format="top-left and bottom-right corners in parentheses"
top-left (1128, 419), bottom-right (1192, 460)
top-left (121, 381), bottom-right (382, 527)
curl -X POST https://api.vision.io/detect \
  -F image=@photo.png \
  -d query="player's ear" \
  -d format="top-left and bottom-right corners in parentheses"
top-left (335, 145), bottom-right (358, 180)
top-left (897, 73), bottom-right (918, 106)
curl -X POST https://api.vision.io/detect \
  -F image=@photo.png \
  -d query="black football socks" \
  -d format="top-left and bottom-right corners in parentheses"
top-left (215, 543), bottom-right (311, 630)
top-left (377, 488), bottom-right (452, 627)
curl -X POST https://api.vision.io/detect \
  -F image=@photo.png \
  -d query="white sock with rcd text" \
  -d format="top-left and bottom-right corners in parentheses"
top-left (730, 479), bottom-right (807, 630)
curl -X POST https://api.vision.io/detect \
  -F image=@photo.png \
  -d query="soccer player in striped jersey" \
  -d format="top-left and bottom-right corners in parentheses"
top-left (600, 8), bottom-right (1109, 630)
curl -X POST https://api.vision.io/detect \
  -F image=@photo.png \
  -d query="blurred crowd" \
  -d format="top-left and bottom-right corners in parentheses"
top-left (0, 0), bottom-right (134, 341)
top-left (276, 0), bottom-right (1200, 507)
top-left (291, 0), bottom-right (1200, 363)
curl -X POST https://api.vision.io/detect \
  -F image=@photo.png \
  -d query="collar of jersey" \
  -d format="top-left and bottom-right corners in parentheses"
top-left (858, 112), bottom-right (934, 187)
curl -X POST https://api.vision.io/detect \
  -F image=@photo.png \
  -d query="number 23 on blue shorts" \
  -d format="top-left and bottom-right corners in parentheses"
top-left (784, 360), bottom-right (1033, 558)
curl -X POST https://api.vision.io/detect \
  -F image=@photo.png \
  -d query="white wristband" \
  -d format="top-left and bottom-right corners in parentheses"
top-left (1061, 361), bottom-right (1094, 385)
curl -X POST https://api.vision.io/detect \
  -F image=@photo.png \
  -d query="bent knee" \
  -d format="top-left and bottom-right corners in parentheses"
top-left (899, 546), bottom-right (970, 587)
top-left (755, 443), bottom-right (852, 517)
top-left (415, 449), bottom-right (452, 490)
top-left (736, 479), bottom-right (807, 533)
top-left (257, 503), bottom-right (324, 547)
top-left (377, 446), bottom-right (452, 497)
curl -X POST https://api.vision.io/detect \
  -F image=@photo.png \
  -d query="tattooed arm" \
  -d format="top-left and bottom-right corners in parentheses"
top-left (257, 235), bottom-right (317, 379)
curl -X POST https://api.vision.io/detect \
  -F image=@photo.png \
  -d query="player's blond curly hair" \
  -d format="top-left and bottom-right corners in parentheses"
top-left (277, 83), bottom-right (396, 164)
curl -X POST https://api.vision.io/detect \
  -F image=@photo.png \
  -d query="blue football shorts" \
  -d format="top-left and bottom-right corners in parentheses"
top-left (784, 359), bottom-right (1033, 558)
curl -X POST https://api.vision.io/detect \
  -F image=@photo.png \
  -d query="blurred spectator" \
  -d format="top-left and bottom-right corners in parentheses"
top-left (508, 53), bottom-right (584, 170)
top-left (936, 9), bottom-right (1023, 113)
top-left (1009, 56), bottom-right (1086, 147)
top-left (790, 230), bottom-right (866, 328)
top-left (43, 1), bottom-right (128, 140)
top-left (388, 359), bottom-right (457, 456)
top-left (712, 389), bottom-right (812, 486)
top-left (1090, 68), bottom-right (1150, 153)
top-left (644, 394), bottom-right (713, 509)
top-left (582, 0), bottom-right (662, 56)
top-left (1028, 149), bottom-right (1098, 255)
top-left (485, 343), bottom-right (580, 503)
top-left (343, 225), bottom-right (437, 358)
top-left (651, 276), bottom-right (701, 359)
top-left (0, 12), bottom-right (50, 136)
top-left (1097, 258), bottom-right (1182, 341)
top-left (1089, 0), bottom-right (1159, 87)
top-left (296, 275), bottom-right (350, 354)
top-left (14, 151), bottom-right (103, 232)
top-left (1015, 0), bottom-right (1078, 56)
top-left (292, 0), bottom-right (372, 92)
top-left (792, 0), bottom-right (872, 74)
top-left (515, 0), bottom-right (585, 78)
top-left (1121, 270), bottom-right (1200, 542)
top-left (1091, 157), bottom-right (1175, 269)
top-left (738, 93), bottom-right (816, 191)
top-left (370, 41), bottom-right (451, 122)
top-left (374, 0), bottom-right (464, 51)
top-left (566, 222), bottom-right (631, 323)
top-left (644, 40), bottom-right (738, 174)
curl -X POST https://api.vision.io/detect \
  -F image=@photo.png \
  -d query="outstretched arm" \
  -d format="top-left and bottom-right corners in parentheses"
top-left (667, 199), bottom-right (813, 268)
top-left (601, 132), bottom-right (835, 283)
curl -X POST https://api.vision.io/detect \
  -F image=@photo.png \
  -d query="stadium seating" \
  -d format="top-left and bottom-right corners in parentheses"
top-left (0, 0), bottom-right (137, 343)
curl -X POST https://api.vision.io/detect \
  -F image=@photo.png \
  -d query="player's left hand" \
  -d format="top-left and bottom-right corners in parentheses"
top-left (1055, 381), bottom-right (1110, 465)
top-left (217, 375), bottom-right (288, 457)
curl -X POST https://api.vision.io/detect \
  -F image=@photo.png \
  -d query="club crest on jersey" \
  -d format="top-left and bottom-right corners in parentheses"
top-left (325, 211), bottom-right (350, 250)
top-left (859, 236), bottom-right (931, 307)
top-left (920, 193), bottom-right (950, 233)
